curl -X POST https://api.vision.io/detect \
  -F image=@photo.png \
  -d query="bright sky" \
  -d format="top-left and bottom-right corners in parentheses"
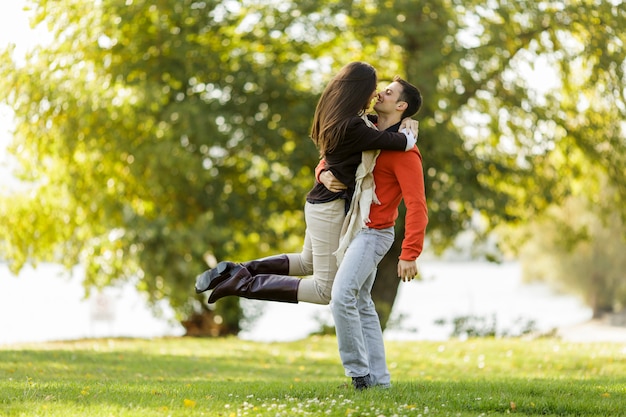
top-left (0, 1), bottom-right (30, 92)
top-left (0, 1), bottom-right (47, 187)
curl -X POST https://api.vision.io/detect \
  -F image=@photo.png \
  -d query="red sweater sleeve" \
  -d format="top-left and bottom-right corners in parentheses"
top-left (314, 159), bottom-right (327, 183)
top-left (396, 148), bottom-right (428, 260)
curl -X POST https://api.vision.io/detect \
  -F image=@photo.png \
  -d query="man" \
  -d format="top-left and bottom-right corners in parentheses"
top-left (318, 76), bottom-right (428, 390)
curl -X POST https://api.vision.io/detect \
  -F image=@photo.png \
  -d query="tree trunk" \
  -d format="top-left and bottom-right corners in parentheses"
top-left (590, 272), bottom-right (613, 319)
top-left (182, 302), bottom-right (240, 337)
top-left (372, 208), bottom-right (406, 330)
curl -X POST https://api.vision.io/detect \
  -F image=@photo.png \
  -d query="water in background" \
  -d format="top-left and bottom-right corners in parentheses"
top-left (0, 261), bottom-right (591, 346)
top-left (239, 261), bottom-right (592, 341)
top-left (0, 263), bottom-right (184, 345)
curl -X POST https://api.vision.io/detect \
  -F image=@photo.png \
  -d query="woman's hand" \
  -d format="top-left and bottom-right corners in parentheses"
top-left (319, 170), bottom-right (347, 193)
top-left (400, 118), bottom-right (419, 138)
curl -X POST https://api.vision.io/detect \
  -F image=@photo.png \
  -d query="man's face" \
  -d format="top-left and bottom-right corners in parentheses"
top-left (373, 81), bottom-right (404, 115)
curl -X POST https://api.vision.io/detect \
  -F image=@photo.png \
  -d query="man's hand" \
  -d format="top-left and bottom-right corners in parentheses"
top-left (319, 170), bottom-right (347, 193)
top-left (400, 118), bottom-right (419, 138)
top-left (398, 259), bottom-right (419, 282)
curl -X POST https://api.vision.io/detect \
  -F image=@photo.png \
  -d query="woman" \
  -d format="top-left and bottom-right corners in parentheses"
top-left (195, 62), bottom-right (416, 305)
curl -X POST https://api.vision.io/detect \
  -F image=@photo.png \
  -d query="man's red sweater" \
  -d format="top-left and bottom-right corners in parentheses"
top-left (366, 146), bottom-right (428, 261)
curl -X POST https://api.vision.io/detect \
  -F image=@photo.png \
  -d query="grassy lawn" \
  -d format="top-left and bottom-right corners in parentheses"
top-left (1, 335), bottom-right (625, 416)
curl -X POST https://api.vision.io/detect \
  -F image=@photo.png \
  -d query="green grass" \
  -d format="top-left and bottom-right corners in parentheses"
top-left (1, 336), bottom-right (625, 416)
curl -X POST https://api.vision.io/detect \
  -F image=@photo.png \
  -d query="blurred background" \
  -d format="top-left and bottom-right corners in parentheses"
top-left (1, 0), bottom-right (625, 345)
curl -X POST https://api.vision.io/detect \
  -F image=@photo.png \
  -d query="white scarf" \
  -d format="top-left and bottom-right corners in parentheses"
top-left (334, 115), bottom-right (381, 265)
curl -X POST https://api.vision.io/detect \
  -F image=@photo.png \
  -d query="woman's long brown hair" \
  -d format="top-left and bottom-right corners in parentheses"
top-left (310, 62), bottom-right (377, 156)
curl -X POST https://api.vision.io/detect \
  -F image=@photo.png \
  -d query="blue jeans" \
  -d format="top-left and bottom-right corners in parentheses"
top-left (330, 227), bottom-right (394, 387)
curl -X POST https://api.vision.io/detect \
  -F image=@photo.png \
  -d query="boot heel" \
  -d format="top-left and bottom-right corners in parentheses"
top-left (195, 261), bottom-right (234, 294)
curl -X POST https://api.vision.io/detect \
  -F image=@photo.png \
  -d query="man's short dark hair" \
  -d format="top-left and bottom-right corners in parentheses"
top-left (393, 75), bottom-right (422, 119)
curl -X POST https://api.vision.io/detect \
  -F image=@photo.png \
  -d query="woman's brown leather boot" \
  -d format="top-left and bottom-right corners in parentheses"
top-left (207, 266), bottom-right (300, 304)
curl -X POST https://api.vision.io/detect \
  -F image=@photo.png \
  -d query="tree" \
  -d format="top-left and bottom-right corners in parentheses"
top-left (344, 0), bottom-right (626, 326)
top-left (0, 0), bottom-right (324, 332)
top-left (1, 0), bottom-right (625, 334)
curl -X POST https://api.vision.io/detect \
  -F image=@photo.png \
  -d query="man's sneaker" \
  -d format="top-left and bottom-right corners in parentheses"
top-left (351, 374), bottom-right (371, 390)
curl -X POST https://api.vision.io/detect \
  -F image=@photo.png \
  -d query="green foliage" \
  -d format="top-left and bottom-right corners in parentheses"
top-left (0, 0), bottom-right (326, 327)
top-left (360, 1), bottom-right (626, 322)
top-left (1, 337), bottom-right (625, 416)
top-left (1, 0), bottom-right (625, 331)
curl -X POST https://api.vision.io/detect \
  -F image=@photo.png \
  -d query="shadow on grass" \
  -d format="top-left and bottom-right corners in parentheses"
top-left (0, 341), bottom-right (339, 383)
